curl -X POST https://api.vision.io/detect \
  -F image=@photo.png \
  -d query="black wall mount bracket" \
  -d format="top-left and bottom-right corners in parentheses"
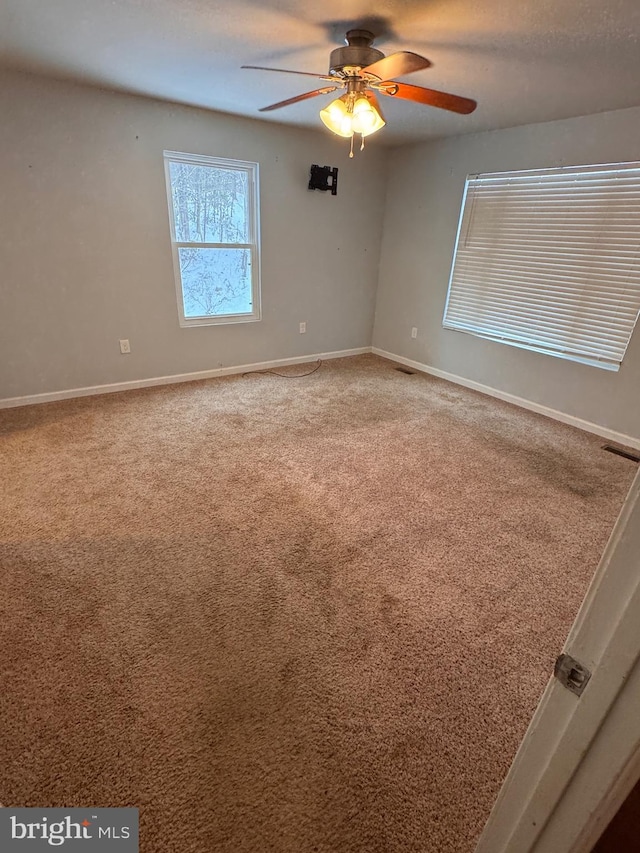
top-left (308, 165), bottom-right (338, 196)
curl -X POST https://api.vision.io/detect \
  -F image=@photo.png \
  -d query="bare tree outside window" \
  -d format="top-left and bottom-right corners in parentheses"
top-left (164, 153), bottom-right (260, 325)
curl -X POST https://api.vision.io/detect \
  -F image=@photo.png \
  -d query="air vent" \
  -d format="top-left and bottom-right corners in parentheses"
top-left (394, 367), bottom-right (415, 375)
top-left (602, 445), bottom-right (640, 463)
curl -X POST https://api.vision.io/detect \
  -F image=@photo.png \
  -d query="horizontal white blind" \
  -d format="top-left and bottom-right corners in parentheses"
top-left (443, 162), bottom-right (640, 370)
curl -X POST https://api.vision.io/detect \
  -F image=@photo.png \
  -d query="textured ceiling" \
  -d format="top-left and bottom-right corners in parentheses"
top-left (1, 0), bottom-right (640, 145)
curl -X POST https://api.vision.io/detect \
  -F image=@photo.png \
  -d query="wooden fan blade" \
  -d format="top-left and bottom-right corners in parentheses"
top-left (363, 51), bottom-right (431, 81)
top-left (258, 87), bottom-right (338, 112)
top-left (242, 65), bottom-right (336, 82)
top-left (379, 81), bottom-right (477, 114)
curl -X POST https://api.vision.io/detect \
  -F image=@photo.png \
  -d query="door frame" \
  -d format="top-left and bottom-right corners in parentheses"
top-left (569, 726), bottom-right (640, 852)
top-left (475, 468), bottom-right (640, 853)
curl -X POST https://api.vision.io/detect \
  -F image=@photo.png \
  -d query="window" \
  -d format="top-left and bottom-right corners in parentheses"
top-left (443, 162), bottom-right (640, 370)
top-left (164, 151), bottom-right (260, 326)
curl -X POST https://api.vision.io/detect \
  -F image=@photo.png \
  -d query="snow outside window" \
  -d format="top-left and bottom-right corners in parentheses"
top-left (164, 151), bottom-right (261, 326)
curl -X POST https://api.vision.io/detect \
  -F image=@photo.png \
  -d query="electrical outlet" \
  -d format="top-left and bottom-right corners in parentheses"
top-left (119, 339), bottom-right (131, 354)
top-left (299, 322), bottom-right (306, 334)
top-left (411, 327), bottom-right (418, 339)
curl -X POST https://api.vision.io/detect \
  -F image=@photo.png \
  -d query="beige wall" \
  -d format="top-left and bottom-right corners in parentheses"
top-left (374, 107), bottom-right (640, 441)
top-left (3, 68), bottom-right (640, 443)
top-left (0, 69), bottom-right (387, 399)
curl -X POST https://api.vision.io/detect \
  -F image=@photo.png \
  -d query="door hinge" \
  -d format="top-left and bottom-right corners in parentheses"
top-left (554, 653), bottom-right (592, 697)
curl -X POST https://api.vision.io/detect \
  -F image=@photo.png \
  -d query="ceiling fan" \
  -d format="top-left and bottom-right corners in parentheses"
top-left (243, 29), bottom-right (477, 156)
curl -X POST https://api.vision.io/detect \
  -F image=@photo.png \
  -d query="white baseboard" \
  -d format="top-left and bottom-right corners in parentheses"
top-left (4, 346), bottom-right (640, 452)
top-left (373, 347), bottom-right (640, 451)
top-left (0, 347), bottom-right (370, 410)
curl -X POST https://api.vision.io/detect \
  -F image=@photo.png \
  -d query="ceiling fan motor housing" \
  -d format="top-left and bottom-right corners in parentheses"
top-left (329, 45), bottom-right (384, 73)
top-left (329, 29), bottom-right (384, 75)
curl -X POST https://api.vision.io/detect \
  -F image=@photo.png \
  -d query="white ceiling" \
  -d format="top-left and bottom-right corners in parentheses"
top-left (2, 0), bottom-right (640, 145)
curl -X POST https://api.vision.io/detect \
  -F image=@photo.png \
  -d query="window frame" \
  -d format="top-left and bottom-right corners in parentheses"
top-left (163, 150), bottom-right (261, 328)
top-left (442, 161), bottom-right (640, 371)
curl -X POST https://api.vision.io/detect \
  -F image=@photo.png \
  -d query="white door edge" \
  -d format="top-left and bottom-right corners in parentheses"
top-left (475, 469), bottom-right (640, 853)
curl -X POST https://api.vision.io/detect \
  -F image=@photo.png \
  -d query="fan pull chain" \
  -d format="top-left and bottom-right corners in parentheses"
top-left (360, 134), bottom-right (365, 152)
top-left (349, 135), bottom-right (354, 158)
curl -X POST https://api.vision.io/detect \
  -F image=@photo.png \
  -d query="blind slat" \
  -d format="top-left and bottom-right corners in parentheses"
top-left (448, 304), bottom-right (639, 336)
top-left (445, 308), bottom-right (630, 349)
top-left (445, 303), bottom-right (631, 343)
top-left (452, 270), bottom-right (640, 305)
top-left (455, 253), bottom-right (640, 282)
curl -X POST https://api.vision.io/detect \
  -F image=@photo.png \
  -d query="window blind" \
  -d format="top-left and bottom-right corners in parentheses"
top-left (443, 162), bottom-right (640, 370)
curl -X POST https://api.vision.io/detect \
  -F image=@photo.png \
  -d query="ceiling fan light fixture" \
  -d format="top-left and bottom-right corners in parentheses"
top-left (319, 96), bottom-right (354, 137)
top-left (352, 95), bottom-right (385, 137)
top-left (319, 93), bottom-right (385, 140)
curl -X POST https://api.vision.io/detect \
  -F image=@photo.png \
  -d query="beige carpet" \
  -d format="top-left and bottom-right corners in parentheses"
top-left (0, 354), bottom-right (636, 852)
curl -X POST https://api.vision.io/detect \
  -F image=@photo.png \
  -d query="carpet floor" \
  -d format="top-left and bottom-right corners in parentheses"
top-left (0, 354), bottom-right (636, 853)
